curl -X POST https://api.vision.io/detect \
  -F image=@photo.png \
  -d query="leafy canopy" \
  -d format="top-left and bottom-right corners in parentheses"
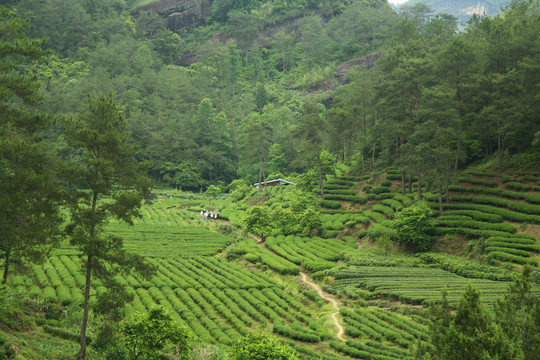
top-left (122, 307), bottom-right (192, 360)
top-left (229, 333), bottom-right (298, 360)
top-left (393, 202), bottom-right (435, 252)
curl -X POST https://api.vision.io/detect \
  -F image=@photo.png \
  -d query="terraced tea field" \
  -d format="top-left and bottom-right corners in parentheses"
top-left (52, 198), bottom-right (234, 258)
top-left (6, 171), bottom-right (540, 359)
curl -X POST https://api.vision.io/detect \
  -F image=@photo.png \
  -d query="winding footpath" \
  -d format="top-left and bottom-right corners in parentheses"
top-left (250, 233), bottom-right (345, 341)
top-left (300, 272), bottom-right (345, 341)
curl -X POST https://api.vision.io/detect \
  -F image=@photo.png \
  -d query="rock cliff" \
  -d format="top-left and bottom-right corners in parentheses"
top-left (132, 0), bottom-right (213, 31)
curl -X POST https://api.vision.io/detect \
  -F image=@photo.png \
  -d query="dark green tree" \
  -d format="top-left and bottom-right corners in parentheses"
top-left (229, 333), bottom-right (299, 360)
top-left (243, 206), bottom-right (272, 241)
top-left (60, 94), bottom-right (153, 359)
top-left (418, 283), bottom-right (524, 360)
top-left (122, 307), bottom-right (192, 360)
top-left (0, 7), bottom-right (63, 285)
top-left (494, 267), bottom-right (540, 359)
top-left (293, 103), bottom-right (329, 195)
top-left (393, 202), bottom-right (435, 252)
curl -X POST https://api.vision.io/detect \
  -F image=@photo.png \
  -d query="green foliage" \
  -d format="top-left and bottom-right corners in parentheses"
top-left (122, 307), bottom-right (192, 360)
top-left (320, 200), bottom-right (341, 209)
top-left (393, 202), bottom-right (436, 252)
top-left (420, 270), bottom-right (540, 360)
top-left (61, 93), bottom-right (154, 358)
top-left (418, 253), bottom-right (514, 281)
top-left (0, 331), bottom-right (15, 359)
top-left (229, 333), bottom-right (299, 360)
top-left (494, 267), bottom-right (540, 359)
top-left (243, 206), bottom-right (272, 240)
top-left (0, 6), bottom-right (63, 285)
top-left (205, 184), bottom-right (222, 198)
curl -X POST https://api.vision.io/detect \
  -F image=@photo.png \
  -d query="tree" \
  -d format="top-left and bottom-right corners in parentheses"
top-left (60, 94), bottom-right (153, 359)
top-left (229, 333), bottom-right (299, 360)
top-left (290, 193), bottom-right (322, 236)
top-left (293, 103), bottom-right (329, 195)
top-left (243, 206), bottom-right (272, 241)
top-left (0, 7), bottom-right (63, 285)
top-left (393, 202), bottom-right (435, 252)
top-left (240, 113), bottom-right (273, 193)
top-left (418, 283), bottom-right (524, 360)
top-left (494, 267), bottom-right (540, 359)
top-left (122, 307), bottom-right (192, 360)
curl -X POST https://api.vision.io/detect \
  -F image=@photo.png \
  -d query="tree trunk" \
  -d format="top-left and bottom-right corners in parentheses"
top-left (408, 174), bottom-right (412, 194)
top-left (445, 173), bottom-right (450, 203)
top-left (258, 151), bottom-right (263, 192)
top-left (417, 170), bottom-right (422, 201)
top-left (372, 141), bottom-right (376, 168)
top-left (2, 250), bottom-right (9, 285)
top-left (438, 186), bottom-right (443, 216)
top-left (76, 191), bottom-right (97, 360)
top-left (355, 124), bottom-right (365, 170)
top-left (498, 118), bottom-right (503, 170)
top-left (317, 153), bottom-right (324, 196)
top-left (401, 172), bottom-right (406, 195)
top-left (75, 254), bottom-right (92, 360)
top-left (262, 161), bottom-right (268, 196)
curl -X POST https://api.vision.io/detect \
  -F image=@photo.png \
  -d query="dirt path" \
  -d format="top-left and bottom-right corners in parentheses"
top-left (300, 272), bottom-right (345, 341)
top-left (249, 235), bottom-right (345, 341)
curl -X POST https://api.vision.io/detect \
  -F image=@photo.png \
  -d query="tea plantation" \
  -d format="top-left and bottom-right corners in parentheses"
top-left (4, 169), bottom-right (540, 359)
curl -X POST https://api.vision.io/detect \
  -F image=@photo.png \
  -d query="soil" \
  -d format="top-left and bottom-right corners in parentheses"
top-left (299, 272), bottom-right (345, 342)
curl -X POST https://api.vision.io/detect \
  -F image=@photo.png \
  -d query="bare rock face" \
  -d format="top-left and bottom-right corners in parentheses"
top-left (132, 0), bottom-right (213, 31)
top-left (335, 51), bottom-right (383, 84)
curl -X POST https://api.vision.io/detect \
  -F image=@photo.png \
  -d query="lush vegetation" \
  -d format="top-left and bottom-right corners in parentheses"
top-left (2, 0), bottom-right (540, 359)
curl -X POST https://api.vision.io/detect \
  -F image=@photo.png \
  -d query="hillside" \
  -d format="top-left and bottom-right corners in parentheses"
top-left (1, 0), bottom-right (540, 358)
top-left (3, 169), bottom-right (540, 359)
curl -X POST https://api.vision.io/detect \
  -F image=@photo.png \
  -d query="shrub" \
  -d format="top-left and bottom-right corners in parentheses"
top-left (444, 210), bottom-right (503, 223)
top-left (372, 186), bottom-right (391, 195)
top-left (436, 220), bottom-right (516, 233)
top-left (372, 204), bottom-right (395, 219)
top-left (368, 224), bottom-right (398, 241)
top-left (418, 253), bottom-right (514, 281)
top-left (244, 253), bottom-right (259, 263)
top-left (393, 202), bottom-right (435, 252)
top-left (230, 333), bottom-right (298, 360)
top-left (486, 252), bottom-right (538, 266)
top-left (273, 324), bottom-right (321, 343)
top-left (323, 194), bottom-right (367, 204)
top-left (320, 200), bottom-right (341, 209)
top-left (302, 260), bottom-right (336, 272)
top-left (393, 194), bottom-right (413, 207)
top-left (376, 193), bottom-right (395, 200)
top-left (485, 247), bottom-right (530, 257)
top-left (380, 180), bottom-right (392, 187)
top-left (0, 332), bottom-right (15, 359)
top-left (457, 177), bottom-right (498, 187)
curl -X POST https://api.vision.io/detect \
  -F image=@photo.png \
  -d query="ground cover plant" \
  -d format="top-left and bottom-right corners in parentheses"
top-left (5, 171), bottom-right (540, 359)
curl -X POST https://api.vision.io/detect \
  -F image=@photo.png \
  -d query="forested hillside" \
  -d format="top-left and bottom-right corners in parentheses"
top-left (1, 0), bottom-right (540, 359)
top-left (4, 0), bottom-right (538, 191)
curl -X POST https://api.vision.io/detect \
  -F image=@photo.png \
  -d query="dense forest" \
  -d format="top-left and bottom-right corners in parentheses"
top-left (3, 0), bottom-right (539, 191)
top-left (2, 0), bottom-right (540, 359)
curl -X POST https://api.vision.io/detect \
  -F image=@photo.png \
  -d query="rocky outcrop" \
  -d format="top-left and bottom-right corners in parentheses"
top-left (132, 0), bottom-right (213, 31)
top-left (302, 51), bottom-right (384, 108)
top-left (335, 51), bottom-right (383, 84)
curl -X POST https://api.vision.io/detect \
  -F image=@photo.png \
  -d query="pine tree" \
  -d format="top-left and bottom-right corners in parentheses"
top-left (61, 94), bottom-right (153, 360)
top-left (0, 7), bottom-right (62, 285)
